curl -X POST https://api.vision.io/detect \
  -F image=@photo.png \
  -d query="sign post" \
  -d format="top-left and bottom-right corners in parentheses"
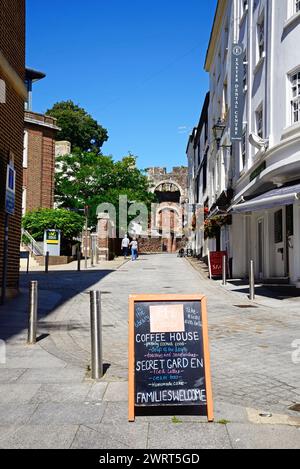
top-left (43, 230), bottom-right (61, 257)
top-left (1, 163), bottom-right (16, 304)
top-left (128, 294), bottom-right (214, 423)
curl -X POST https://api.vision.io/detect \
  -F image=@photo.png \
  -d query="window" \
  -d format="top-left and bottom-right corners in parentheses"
top-left (242, 0), bottom-right (248, 14)
top-left (274, 210), bottom-right (283, 244)
top-left (243, 52), bottom-right (248, 90)
top-left (241, 127), bottom-right (247, 169)
top-left (291, 70), bottom-right (300, 124)
top-left (202, 157), bottom-right (207, 194)
top-left (256, 107), bottom-right (263, 138)
top-left (296, 0), bottom-right (300, 13)
top-left (217, 50), bottom-right (221, 82)
top-left (257, 16), bottom-right (265, 61)
top-left (22, 188), bottom-right (27, 216)
top-left (222, 81), bottom-right (228, 119)
top-left (286, 205), bottom-right (294, 237)
top-left (23, 131), bottom-right (28, 168)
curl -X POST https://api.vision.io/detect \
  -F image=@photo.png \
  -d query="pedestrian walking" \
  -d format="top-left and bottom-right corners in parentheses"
top-left (121, 234), bottom-right (130, 258)
top-left (130, 238), bottom-right (138, 261)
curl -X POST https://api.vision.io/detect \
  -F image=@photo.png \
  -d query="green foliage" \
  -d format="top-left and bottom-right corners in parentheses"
top-left (204, 215), bottom-right (232, 239)
top-left (22, 208), bottom-right (84, 241)
top-left (46, 100), bottom-right (108, 153)
top-left (55, 152), bottom-right (156, 228)
top-left (171, 416), bottom-right (183, 424)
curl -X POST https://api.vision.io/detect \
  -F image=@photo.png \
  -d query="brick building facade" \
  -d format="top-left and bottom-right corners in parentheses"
top-left (23, 110), bottom-right (59, 213)
top-left (0, 0), bottom-right (26, 297)
top-left (23, 69), bottom-right (60, 214)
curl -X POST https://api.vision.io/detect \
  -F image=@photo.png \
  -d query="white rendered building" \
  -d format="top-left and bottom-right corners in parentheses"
top-left (189, 0), bottom-right (300, 284)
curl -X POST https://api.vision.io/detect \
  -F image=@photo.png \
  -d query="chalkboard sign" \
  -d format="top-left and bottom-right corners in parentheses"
top-left (128, 295), bottom-right (213, 422)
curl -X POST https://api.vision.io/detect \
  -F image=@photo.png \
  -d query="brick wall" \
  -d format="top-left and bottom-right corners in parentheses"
top-left (24, 112), bottom-right (58, 212)
top-left (0, 0), bottom-right (25, 293)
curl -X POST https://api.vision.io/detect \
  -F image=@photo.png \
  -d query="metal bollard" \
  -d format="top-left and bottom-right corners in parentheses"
top-left (77, 249), bottom-right (81, 272)
top-left (90, 291), bottom-right (103, 379)
top-left (91, 248), bottom-right (94, 268)
top-left (45, 252), bottom-right (49, 273)
top-left (249, 260), bottom-right (255, 301)
top-left (28, 281), bottom-right (38, 344)
top-left (222, 255), bottom-right (227, 286)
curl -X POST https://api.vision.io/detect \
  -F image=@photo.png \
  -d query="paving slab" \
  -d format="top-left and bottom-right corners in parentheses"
top-left (0, 404), bottom-right (37, 426)
top-left (86, 382), bottom-right (108, 402)
top-left (0, 384), bottom-right (41, 404)
top-left (0, 369), bottom-right (26, 383)
top-left (227, 423), bottom-right (300, 449)
top-left (0, 425), bottom-right (78, 449)
top-left (1, 347), bottom-right (66, 369)
top-left (29, 402), bottom-right (107, 425)
top-left (18, 367), bottom-right (85, 384)
top-left (30, 384), bottom-right (92, 404)
top-left (71, 422), bottom-right (149, 449)
top-left (103, 382), bottom-right (128, 402)
top-left (147, 423), bottom-right (232, 449)
top-left (214, 401), bottom-right (249, 424)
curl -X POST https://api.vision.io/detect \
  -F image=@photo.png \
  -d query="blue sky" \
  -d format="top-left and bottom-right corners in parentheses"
top-left (26, 0), bottom-right (217, 170)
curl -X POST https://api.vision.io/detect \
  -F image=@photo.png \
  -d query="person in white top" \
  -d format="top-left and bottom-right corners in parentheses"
top-left (129, 238), bottom-right (138, 261)
top-left (121, 235), bottom-right (130, 258)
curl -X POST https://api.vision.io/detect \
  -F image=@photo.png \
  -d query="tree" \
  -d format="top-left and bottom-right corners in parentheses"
top-left (55, 153), bottom-right (156, 229)
top-left (22, 208), bottom-right (84, 242)
top-left (46, 100), bottom-right (108, 152)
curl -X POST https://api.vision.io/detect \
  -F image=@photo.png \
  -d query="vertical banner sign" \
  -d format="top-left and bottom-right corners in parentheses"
top-left (231, 44), bottom-right (244, 141)
top-left (128, 294), bottom-right (214, 422)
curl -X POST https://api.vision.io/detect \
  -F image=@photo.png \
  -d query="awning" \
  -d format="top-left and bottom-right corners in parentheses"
top-left (231, 183), bottom-right (300, 213)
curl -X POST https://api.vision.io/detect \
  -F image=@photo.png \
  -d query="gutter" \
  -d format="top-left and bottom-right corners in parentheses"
top-left (0, 51), bottom-right (27, 101)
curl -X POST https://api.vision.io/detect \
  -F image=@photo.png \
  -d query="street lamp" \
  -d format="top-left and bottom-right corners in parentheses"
top-left (212, 118), bottom-right (232, 150)
top-left (212, 119), bottom-right (226, 149)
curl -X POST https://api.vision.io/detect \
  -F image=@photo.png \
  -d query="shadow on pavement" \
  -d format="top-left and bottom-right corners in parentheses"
top-left (0, 269), bottom-right (115, 342)
top-left (227, 281), bottom-right (300, 300)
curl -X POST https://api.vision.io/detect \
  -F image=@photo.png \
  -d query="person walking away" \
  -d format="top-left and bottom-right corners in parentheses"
top-left (121, 235), bottom-right (130, 258)
top-left (130, 238), bottom-right (138, 261)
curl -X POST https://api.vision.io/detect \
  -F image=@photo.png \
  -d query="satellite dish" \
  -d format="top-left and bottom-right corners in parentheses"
top-left (249, 133), bottom-right (269, 151)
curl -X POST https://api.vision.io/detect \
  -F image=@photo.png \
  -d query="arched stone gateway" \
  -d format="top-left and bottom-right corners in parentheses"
top-left (144, 167), bottom-right (188, 254)
top-left (96, 167), bottom-right (188, 258)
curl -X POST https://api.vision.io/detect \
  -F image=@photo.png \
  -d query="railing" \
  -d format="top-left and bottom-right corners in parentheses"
top-left (21, 229), bottom-right (44, 256)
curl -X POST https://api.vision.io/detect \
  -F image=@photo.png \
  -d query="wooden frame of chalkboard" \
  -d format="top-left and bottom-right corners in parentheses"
top-left (128, 294), bottom-right (214, 423)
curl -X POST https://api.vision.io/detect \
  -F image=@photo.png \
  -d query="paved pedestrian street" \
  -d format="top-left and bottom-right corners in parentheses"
top-left (0, 254), bottom-right (300, 449)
